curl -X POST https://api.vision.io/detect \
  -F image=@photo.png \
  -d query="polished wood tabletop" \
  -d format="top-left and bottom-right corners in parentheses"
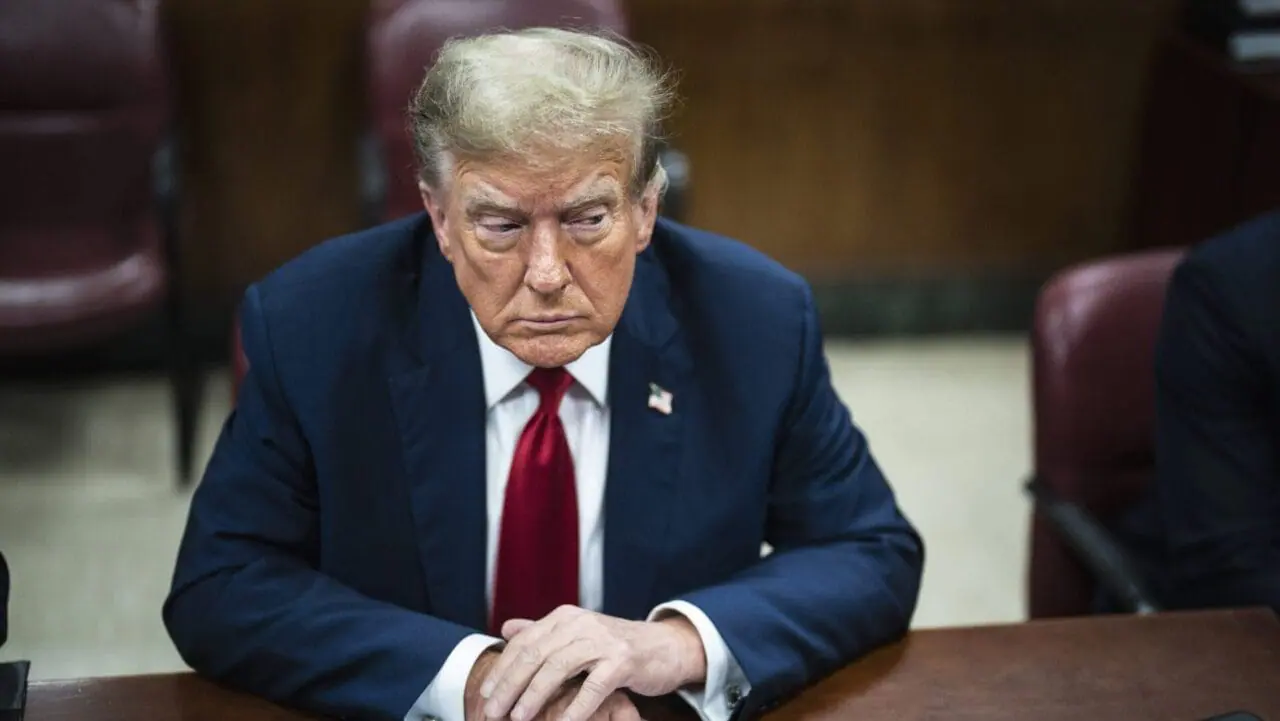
top-left (25, 608), bottom-right (1280, 721)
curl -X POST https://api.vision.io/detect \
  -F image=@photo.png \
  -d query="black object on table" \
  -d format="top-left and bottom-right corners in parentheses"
top-left (0, 551), bottom-right (29, 721)
top-left (0, 660), bottom-right (27, 721)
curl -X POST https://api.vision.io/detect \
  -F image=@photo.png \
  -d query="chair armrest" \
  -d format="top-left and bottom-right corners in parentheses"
top-left (657, 144), bottom-right (690, 223)
top-left (1026, 476), bottom-right (1161, 615)
top-left (359, 131), bottom-right (388, 228)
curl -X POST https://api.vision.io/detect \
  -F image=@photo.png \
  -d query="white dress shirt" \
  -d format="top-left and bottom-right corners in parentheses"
top-left (406, 313), bottom-right (750, 721)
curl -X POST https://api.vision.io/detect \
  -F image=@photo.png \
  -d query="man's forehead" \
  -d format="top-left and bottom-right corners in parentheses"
top-left (458, 163), bottom-right (625, 210)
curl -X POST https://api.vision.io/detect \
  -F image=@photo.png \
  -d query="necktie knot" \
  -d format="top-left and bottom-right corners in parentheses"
top-left (526, 367), bottom-right (573, 411)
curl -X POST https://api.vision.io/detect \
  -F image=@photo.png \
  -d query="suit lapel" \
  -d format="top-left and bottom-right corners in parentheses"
top-left (603, 252), bottom-right (690, 620)
top-left (388, 235), bottom-right (489, 631)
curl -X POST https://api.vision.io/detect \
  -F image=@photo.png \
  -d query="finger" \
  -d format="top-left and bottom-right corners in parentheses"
top-left (508, 639), bottom-right (599, 721)
top-left (482, 617), bottom-right (561, 698)
top-left (607, 694), bottom-right (642, 721)
top-left (484, 622), bottom-right (581, 718)
top-left (502, 618), bottom-right (536, 640)
top-left (562, 661), bottom-right (625, 721)
top-left (483, 608), bottom-right (580, 697)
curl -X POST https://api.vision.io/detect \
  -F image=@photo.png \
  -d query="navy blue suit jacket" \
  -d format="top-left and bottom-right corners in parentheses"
top-left (1116, 211), bottom-right (1280, 613)
top-left (164, 215), bottom-right (924, 721)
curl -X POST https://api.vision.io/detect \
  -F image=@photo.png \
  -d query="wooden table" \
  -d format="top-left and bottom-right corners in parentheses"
top-left (25, 609), bottom-right (1280, 721)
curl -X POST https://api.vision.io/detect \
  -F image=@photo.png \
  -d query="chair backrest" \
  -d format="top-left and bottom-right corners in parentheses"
top-left (1027, 247), bottom-right (1185, 618)
top-left (0, 0), bottom-right (167, 277)
top-left (366, 0), bottom-right (628, 220)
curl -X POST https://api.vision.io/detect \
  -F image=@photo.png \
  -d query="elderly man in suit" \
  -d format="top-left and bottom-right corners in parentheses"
top-left (164, 27), bottom-right (923, 721)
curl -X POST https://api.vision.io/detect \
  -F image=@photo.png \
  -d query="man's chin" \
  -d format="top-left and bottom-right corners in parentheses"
top-left (504, 335), bottom-right (592, 369)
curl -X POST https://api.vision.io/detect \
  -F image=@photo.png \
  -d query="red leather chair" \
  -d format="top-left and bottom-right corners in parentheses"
top-left (1026, 247), bottom-right (1186, 618)
top-left (0, 0), bottom-right (200, 485)
top-left (360, 0), bottom-right (688, 225)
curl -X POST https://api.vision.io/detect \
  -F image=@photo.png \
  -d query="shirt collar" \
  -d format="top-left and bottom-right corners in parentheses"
top-left (470, 311), bottom-right (611, 410)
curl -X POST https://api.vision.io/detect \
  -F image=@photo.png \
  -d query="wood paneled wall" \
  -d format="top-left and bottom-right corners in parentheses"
top-left (165, 0), bottom-right (1178, 310)
top-left (164, 0), bottom-right (367, 303)
top-left (627, 0), bottom-right (1181, 278)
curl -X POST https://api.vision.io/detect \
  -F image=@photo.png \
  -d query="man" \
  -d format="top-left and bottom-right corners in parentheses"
top-left (164, 28), bottom-right (923, 721)
top-left (1122, 210), bottom-right (1280, 613)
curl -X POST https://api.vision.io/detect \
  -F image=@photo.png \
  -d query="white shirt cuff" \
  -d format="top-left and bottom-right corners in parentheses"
top-left (405, 633), bottom-right (503, 721)
top-left (648, 601), bottom-right (751, 721)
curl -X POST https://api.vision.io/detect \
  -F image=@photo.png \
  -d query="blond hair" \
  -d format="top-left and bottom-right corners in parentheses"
top-left (408, 27), bottom-right (675, 198)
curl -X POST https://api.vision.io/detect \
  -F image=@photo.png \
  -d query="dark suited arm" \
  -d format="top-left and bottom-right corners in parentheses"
top-left (0, 550), bottom-right (8, 648)
top-left (677, 286), bottom-right (924, 717)
top-left (1153, 257), bottom-right (1280, 612)
top-left (163, 286), bottom-right (475, 721)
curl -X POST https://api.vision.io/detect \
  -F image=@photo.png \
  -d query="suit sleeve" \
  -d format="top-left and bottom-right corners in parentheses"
top-left (1153, 256), bottom-right (1280, 613)
top-left (163, 285), bottom-right (477, 721)
top-left (0, 550), bottom-right (9, 648)
top-left (675, 284), bottom-right (924, 719)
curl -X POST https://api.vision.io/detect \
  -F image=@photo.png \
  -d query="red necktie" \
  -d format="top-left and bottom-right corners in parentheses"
top-left (490, 367), bottom-right (579, 634)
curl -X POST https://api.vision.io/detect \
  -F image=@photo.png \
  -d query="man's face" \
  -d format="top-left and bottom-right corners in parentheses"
top-left (422, 150), bottom-right (659, 368)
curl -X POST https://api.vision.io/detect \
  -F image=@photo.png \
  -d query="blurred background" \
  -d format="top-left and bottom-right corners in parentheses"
top-left (2, 0), bottom-right (1279, 680)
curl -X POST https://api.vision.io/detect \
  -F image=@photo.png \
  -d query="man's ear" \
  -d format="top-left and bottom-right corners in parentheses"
top-left (632, 183), bottom-right (660, 254)
top-left (420, 182), bottom-right (452, 261)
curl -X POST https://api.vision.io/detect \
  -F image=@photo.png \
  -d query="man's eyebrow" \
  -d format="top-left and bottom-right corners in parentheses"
top-left (462, 183), bottom-right (620, 215)
top-left (463, 192), bottom-right (522, 215)
top-left (562, 189), bottom-right (619, 212)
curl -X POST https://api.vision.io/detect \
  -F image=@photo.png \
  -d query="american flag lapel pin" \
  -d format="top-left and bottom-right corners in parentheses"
top-left (647, 382), bottom-right (673, 416)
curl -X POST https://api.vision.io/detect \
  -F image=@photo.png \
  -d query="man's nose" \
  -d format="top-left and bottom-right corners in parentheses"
top-left (524, 227), bottom-right (570, 294)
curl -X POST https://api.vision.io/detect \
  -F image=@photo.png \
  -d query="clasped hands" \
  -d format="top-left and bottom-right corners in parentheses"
top-left (466, 606), bottom-right (708, 721)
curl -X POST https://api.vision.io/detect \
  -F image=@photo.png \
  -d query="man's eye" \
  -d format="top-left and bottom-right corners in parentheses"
top-left (573, 214), bottom-right (606, 227)
top-left (482, 222), bottom-right (521, 234)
